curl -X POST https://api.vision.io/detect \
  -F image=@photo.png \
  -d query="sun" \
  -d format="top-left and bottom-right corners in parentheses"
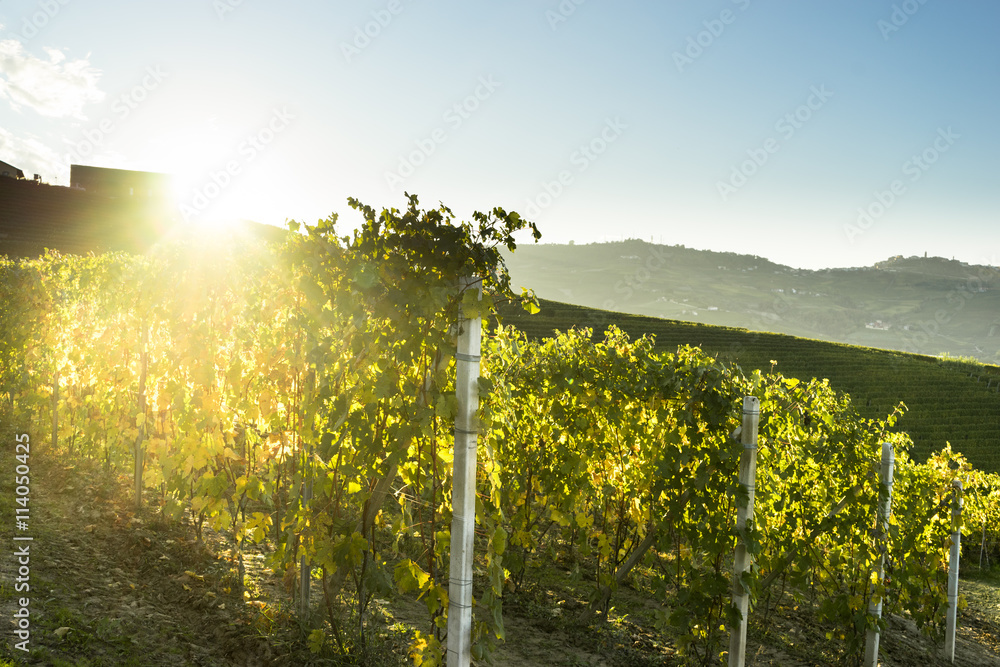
top-left (137, 121), bottom-right (249, 233)
top-left (166, 157), bottom-right (256, 232)
top-left (138, 109), bottom-right (297, 236)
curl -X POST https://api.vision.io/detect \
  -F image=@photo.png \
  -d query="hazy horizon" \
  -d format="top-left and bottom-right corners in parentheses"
top-left (511, 237), bottom-right (999, 273)
top-left (1, 1), bottom-right (997, 271)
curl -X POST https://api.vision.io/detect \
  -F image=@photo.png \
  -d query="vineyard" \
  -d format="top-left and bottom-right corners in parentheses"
top-left (2, 198), bottom-right (1000, 666)
top-left (498, 299), bottom-right (1000, 473)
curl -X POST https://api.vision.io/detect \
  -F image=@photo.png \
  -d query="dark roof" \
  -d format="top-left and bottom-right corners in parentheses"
top-left (0, 160), bottom-right (25, 180)
top-left (70, 164), bottom-right (173, 198)
top-left (0, 177), bottom-right (289, 257)
top-left (0, 177), bottom-right (175, 256)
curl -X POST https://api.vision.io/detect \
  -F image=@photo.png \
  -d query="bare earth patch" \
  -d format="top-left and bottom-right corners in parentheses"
top-left (3, 456), bottom-right (999, 666)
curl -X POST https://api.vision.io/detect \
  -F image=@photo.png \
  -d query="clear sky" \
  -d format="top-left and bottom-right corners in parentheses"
top-left (1, 0), bottom-right (997, 270)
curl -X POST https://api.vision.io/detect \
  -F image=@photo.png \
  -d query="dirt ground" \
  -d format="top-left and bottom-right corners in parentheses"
top-left (3, 454), bottom-right (1000, 666)
top-left (1, 457), bottom-right (287, 666)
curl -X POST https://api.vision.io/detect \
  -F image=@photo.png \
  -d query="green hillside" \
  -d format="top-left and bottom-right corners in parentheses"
top-left (501, 240), bottom-right (1000, 364)
top-left (497, 298), bottom-right (1000, 473)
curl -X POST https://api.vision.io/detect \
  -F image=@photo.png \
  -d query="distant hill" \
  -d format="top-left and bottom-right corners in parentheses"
top-left (501, 240), bottom-right (1000, 364)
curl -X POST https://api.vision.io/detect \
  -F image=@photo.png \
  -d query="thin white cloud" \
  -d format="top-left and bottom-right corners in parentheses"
top-left (0, 126), bottom-right (70, 184)
top-left (44, 47), bottom-right (66, 65)
top-left (0, 39), bottom-right (104, 119)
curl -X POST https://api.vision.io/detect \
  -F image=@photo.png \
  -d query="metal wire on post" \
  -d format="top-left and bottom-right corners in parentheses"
top-left (864, 442), bottom-right (895, 667)
top-left (447, 276), bottom-right (482, 667)
top-left (945, 479), bottom-right (963, 662)
top-left (728, 396), bottom-right (759, 667)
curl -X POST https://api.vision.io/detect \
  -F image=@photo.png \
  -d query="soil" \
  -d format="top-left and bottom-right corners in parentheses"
top-left (3, 453), bottom-right (999, 666)
top-left (1, 457), bottom-right (286, 666)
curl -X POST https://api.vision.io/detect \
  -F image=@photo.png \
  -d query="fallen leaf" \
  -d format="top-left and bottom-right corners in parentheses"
top-left (54, 627), bottom-right (71, 639)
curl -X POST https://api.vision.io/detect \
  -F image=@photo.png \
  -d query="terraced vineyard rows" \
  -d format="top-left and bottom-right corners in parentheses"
top-left (498, 298), bottom-right (1000, 472)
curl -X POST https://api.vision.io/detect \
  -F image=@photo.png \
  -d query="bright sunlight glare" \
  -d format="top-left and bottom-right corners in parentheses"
top-left (147, 122), bottom-right (252, 233)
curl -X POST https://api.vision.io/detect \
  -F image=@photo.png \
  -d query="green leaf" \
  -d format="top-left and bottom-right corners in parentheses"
top-left (492, 526), bottom-right (507, 555)
top-left (395, 558), bottom-right (430, 594)
top-left (307, 629), bottom-right (325, 653)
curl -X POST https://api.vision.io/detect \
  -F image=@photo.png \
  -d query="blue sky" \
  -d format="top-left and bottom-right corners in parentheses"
top-left (1, 0), bottom-right (997, 270)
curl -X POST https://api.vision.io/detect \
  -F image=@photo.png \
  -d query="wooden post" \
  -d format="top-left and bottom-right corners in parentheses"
top-left (299, 463), bottom-right (313, 616)
top-left (728, 396), bottom-right (759, 667)
top-left (134, 324), bottom-right (148, 513)
top-left (980, 521), bottom-right (988, 570)
top-left (50, 369), bottom-right (59, 451)
top-left (299, 369), bottom-right (316, 617)
top-left (864, 442), bottom-right (896, 667)
top-left (945, 479), bottom-right (963, 662)
top-left (447, 276), bottom-right (482, 667)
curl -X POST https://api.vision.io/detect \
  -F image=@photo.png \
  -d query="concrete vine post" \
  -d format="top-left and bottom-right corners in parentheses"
top-left (447, 276), bottom-right (482, 667)
top-left (864, 442), bottom-right (896, 667)
top-left (728, 395), bottom-right (760, 667)
top-left (945, 479), bottom-right (964, 662)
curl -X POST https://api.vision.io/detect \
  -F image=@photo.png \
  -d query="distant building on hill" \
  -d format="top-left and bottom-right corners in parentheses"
top-left (0, 159), bottom-right (25, 180)
top-left (70, 164), bottom-right (173, 199)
